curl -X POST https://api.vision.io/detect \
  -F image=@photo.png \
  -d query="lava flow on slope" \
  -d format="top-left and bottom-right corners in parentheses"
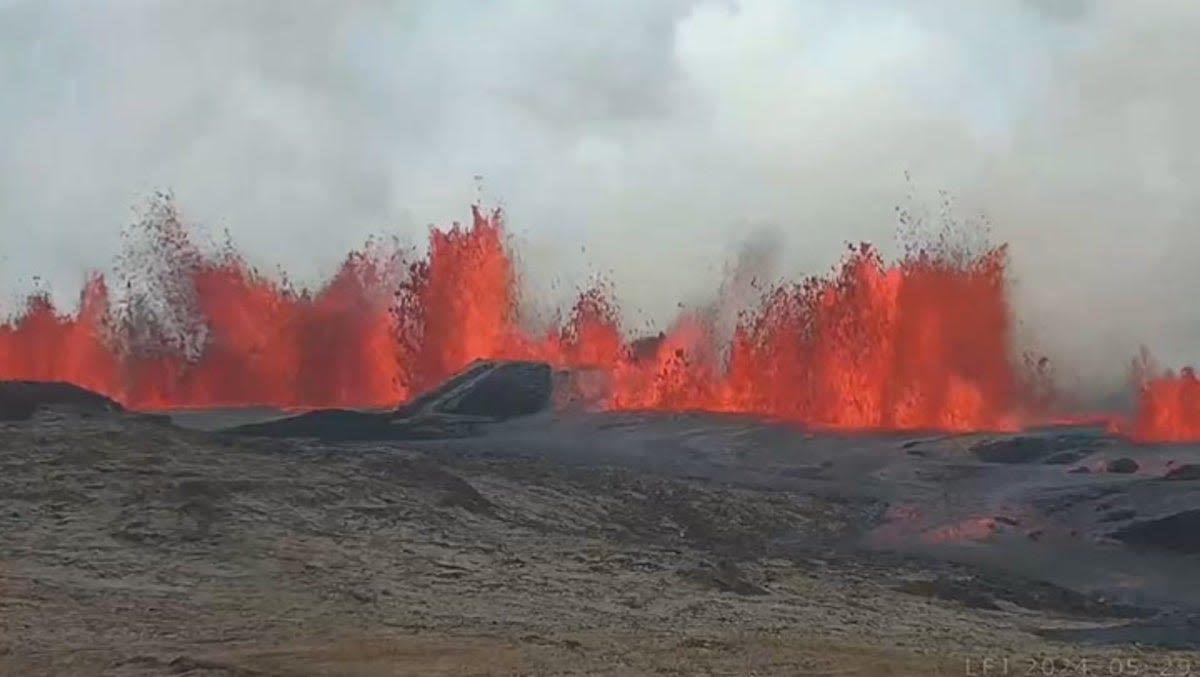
top-left (0, 196), bottom-right (1121, 434)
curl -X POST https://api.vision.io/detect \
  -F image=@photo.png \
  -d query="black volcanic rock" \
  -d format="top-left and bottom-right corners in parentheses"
top-left (393, 359), bottom-right (554, 420)
top-left (972, 434), bottom-right (1100, 465)
top-left (431, 360), bottom-right (553, 419)
top-left (226, 409), bottom-right (415, 441)
top-left (1111, 510), bottom-right (1200, 554)
top-left (0, 380), bottom-right (124, 421)
top-left (1043, 449), bottom-right (1094, 465)
top-left (228, 360), bottom-right (555, 440)
top-left (391, 360), bottom-right (497, 419)
top-left (1039, 615), bottom-right (1200, 651)
top-left (1164, 464), bottom-right (1200, 481)
top-left (1105, 458), bottom-right (1139, 474)
top-left (897, 574), bottom-right (1152, 619)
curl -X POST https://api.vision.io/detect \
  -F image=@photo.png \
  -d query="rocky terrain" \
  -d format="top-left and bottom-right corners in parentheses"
top-left (2, 368), bottom-right (1199, 675)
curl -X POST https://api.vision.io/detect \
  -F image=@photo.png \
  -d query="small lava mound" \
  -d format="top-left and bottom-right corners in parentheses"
top-left (1105, 457), bottom-right (1139, 474)
top-left (1110, 510), bottom-right (1200, 554)
top-left (0, 380), bottom-right (124, 421)
top-left (1164, 464), bottom-right (1200, 481)
top-left (896, 574), bottom-right (1153, 619)
top-left (1038, 614), bottom-right (1200, 651)
top-left (1042, 449), bottom-right (1093, 465)
top-left (223, 409), bottom-right (426, 441)
top-left (430, 360), bottom-right (553, 419)
top-left (229, 360), bottom-right (554, 440)
top-left (971, 434), bottom-right (1101, 465)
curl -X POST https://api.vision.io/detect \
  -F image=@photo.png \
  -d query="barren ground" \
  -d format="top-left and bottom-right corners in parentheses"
top-left (2, 402), bottom-right (1199, 675)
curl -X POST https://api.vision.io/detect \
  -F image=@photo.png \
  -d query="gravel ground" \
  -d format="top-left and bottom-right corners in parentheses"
top-left (2, 406), bottom-right (1197, 675)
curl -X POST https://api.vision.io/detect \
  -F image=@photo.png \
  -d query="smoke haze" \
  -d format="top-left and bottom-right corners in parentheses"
top-left (1, 0), bottom-right (1198, 398)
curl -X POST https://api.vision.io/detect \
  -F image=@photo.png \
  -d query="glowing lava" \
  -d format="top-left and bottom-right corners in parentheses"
top-left (2, 199), bottom-right (1047, 431)
top-left (1126, 349), bottom-right (1200, 442)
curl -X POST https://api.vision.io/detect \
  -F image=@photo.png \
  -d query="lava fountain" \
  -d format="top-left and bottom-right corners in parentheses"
top-left (1124, 349), bottom-right (1200, 442)
top-left (0, 196), bottom-right (1069, 432)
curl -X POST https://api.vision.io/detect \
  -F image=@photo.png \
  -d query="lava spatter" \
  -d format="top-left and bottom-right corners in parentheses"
top-left (1125, 349), bottom-right (1200, 442)
top-left (0, 199), bottom-right (1044, 432)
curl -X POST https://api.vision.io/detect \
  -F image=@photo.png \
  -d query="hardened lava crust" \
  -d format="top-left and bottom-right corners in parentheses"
top-left (2, 363), bottom-right (1199, 675)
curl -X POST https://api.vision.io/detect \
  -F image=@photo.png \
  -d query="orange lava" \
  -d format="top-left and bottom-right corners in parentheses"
top-left (1126, 349), bottom-right (1200, 442)
top-left (921, 517), bottom-right (999, 544)
top-left (1, 199), bottom-right (1047, 431)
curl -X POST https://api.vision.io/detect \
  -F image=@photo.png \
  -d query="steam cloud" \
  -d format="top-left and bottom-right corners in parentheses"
top-left (1, 0), bottom-right (1197, 401)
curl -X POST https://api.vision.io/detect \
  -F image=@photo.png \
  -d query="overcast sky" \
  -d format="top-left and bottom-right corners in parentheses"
top-left (1, 0), bottom-right (1198, 394)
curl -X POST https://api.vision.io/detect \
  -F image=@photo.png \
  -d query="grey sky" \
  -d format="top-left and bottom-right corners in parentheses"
top-left (1, 0), bottom-right (1198, 396)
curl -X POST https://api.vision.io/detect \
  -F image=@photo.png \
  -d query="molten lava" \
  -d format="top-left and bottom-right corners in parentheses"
top-left (0, 198), bottom-right (1070, 432)
top-left (1126, 349), bottom-right (1200, 442)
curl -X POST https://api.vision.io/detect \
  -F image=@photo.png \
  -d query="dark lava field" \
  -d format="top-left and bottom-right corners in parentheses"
top-left (2, 362), bottom-right (1199, 675)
